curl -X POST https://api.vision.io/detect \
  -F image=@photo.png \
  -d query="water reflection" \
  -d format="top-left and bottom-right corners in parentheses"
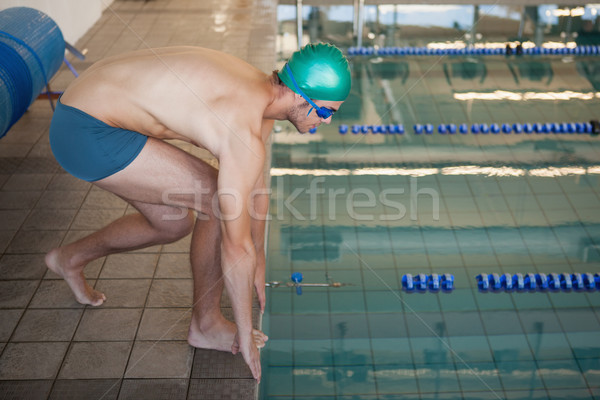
top-left (278, 224), bottom-right (600, 263)
top-left (508, 60), bottom-right (553, 85)
top-left (443, 60), bottom-right (487, 84)
top-left (577, 60), bottom-right (600, 90)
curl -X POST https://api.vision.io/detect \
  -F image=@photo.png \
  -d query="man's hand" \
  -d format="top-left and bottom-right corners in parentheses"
top-left (254, 258), bottom-right (266, 313)
top-left (232, 329), bottom-right (269, 383)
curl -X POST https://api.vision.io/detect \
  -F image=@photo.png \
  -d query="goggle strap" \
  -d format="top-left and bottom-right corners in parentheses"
top-left (285, 64), bottom-right (321, 111)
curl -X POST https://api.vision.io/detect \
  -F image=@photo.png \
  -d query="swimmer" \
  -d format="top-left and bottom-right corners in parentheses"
top-left (45, 43), bottom-right (351, 382)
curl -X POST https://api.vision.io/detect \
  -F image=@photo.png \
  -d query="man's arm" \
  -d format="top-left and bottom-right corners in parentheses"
top-left (251, 173), bottom-right (268, 313)
top-left (217, 133), bottom-right (266, 382)
top-left (250, 119), bottom-right (274, 313)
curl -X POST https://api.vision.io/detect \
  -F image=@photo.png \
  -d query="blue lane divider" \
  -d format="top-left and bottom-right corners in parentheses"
top-left (476, 273), bottom-right (599, 292)
top-left (402, 273), bottom-right (454, 292)
top-left (337, 121), bottom-right (600, 135)
top-left (347, 45), bottom-right (600, 57)
top-left (341, 124), bottom-right (406, 134)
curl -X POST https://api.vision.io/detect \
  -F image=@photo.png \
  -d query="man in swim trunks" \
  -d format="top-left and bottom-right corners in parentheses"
top-left (46, 43), bottom-right (351, 382)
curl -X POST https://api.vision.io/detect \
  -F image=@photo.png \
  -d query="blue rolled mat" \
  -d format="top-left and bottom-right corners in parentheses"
top-left (0, 7), bottom-right (65, 138)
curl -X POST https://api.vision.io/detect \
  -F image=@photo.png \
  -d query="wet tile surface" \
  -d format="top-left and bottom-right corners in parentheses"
top-left (0, 0), bottom-right (274, 398)
top-left (59, 341), bottom-right (133, 379)
top-left (0, 380), bottom-right (53, 400)
top-left (188, 379), bottom-right (257, 400)
top-left (0, 342), bottom-right (69, 379)
top-left (12, 309), bottom-right (82, 342)
top-left (48, 379), bottom-right (120, 400)
top-left (118, 379), bottom-right (189, 400)
top-left (125, 341), bottom-right (194, 378)
top-left (74, 308), bottom-right (143, 341)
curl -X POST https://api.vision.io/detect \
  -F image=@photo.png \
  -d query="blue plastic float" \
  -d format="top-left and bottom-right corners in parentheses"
top-left (402, 273), bottom-right (454, 292)
top-left (476, 272), bottom-right (599, 292)
top-left (337, 120), bottom-right (599, 136)
top-left (347, 45), bottom-right (600, 58)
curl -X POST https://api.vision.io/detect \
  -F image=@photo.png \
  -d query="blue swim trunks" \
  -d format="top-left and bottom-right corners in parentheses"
top-left (49, 99), bottom-right (148, 182)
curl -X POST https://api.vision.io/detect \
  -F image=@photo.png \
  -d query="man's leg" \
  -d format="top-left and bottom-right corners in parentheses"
top-left (46, 138), bottom-right (265, 350)
top-left (46, 200), bottom-right (195, 306)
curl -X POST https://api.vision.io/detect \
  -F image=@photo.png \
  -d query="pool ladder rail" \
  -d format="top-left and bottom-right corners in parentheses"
top-left (476, 272), bottom-right (599, 292)
top-left (265, 272), bottom-right (353, 295)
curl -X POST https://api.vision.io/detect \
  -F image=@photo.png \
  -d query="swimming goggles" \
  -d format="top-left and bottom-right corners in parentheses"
top-left (285, 64), bottom-right (336, 120)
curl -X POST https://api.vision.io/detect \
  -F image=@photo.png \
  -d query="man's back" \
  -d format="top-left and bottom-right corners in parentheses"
top-left (60, 46), bottom-right (273, 154)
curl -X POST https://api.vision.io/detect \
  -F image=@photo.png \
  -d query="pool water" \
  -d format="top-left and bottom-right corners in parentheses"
top-left (260, 53), bottom-right (600, 399)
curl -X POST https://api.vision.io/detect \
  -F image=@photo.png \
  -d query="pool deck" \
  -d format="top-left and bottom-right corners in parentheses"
top-left (0, 1), bottom-right (276, 399)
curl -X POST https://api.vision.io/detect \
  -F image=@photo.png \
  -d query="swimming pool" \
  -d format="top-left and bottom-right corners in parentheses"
top-left (260, 10), bottom-right (600, 398)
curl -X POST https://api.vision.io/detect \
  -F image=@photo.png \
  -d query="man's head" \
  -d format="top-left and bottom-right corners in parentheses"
top-left (278, 43), bottom-right (351, 132)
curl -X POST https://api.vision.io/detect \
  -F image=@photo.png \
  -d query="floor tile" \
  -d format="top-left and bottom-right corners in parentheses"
top-left (0, 342), bottom-right (68, 379)
top-left (46, 174), bottom-right (91, 191)
top-left (44, 254), bottom-right (104, 280)
top-left (35, 190), bottom-right (87, 210)
top-left (75, 308), bottom-right (143, 341)
top-left (0, 254), bottom-right (49, 279)
top-left (71, 209), bottom-right (125, 230)
top-left (0, 209), bottom-right (29, 231)
top-left (94, 279), bottom-right (152, 308)
top-left (59, 341), bottom-right (133, 379)
top-left (21, 209), bottom-right (78, 231)
top-left (188, 378), bottom-right (256, 400)
top-left (146, 279), bottom-right (193, 307)
top-left (28, 279), bottom-right (87, 309)
top-left (0, 380), bottom-right (53, 400)
top-left (82, 189), bottom-right (128, 209)
top-left (2, 174), bottom-right (53, 192)
top-left (192, 349), bottom-right (252, 379)
top-left (125, 341), bottom-right (193, 378)
top-left (12, 309), bottom-right (82, 342)
top-left (0, 192), bottom-right (42, 210)
top-left (156, 253), bottom-right (193, 278)
top-left (136, 308), bottom-right (191, 341)
top-left (6, 230), bottom-right (65, 253)
top-left (161, 234), bottom-right (192, 253)
top-left (100, 253), bottom-right (159, 279)
top-left (49, 379), bottom-right (120, 400)
top-left (0, 280), bottom-right (39, 308)
top-left (0, 309), bottom-right (23, 341)
top-left (118, 379), bottom-right (188, 400)
top-left (0, 231), bottom-right (15, 253)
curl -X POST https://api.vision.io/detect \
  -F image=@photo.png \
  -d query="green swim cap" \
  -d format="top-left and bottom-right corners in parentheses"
top-left (278, 43), bottom-right (351, 101)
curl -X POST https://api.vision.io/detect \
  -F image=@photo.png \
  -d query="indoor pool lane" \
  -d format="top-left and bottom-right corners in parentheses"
top-left (260, 55), bottom-right (600, 399)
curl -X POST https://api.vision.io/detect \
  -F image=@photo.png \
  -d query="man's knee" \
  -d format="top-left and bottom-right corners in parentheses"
top-left (156, 209), bottom-right (195, 242)
top-left (192, 163), bottom-right (218, 216)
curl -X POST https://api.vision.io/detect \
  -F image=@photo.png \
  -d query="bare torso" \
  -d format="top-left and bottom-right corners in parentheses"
top-left (60, 47), bottom-right (274, 157)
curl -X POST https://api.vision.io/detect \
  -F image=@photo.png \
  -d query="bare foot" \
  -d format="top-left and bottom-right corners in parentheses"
top-left (187, 314), bottom-right (268, 352)
top-left (45, 248), bottom-right (106, 306)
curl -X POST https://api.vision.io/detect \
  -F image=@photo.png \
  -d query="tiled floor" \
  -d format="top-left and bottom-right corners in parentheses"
top-left (0, 1), bottom-right (275, 399)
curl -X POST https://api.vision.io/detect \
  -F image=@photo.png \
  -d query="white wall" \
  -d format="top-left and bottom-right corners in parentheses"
top-left (1, 0), bottom-right (115, 45)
